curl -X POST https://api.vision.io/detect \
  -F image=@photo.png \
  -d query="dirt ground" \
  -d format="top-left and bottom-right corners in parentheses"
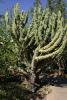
top-left (46, 85), bottom-right (67, 100)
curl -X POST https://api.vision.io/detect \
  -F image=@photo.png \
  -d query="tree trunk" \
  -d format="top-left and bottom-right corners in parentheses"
top-left (30, 48), bottom-right (39, 100)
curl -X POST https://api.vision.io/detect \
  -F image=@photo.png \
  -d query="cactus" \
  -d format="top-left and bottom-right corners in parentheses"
top-left (30, 10), bottom-right (67, 98)
top-left (3, 2), bottom-right (67, 99)
top-left (39, 25), bottom-right (67, 54)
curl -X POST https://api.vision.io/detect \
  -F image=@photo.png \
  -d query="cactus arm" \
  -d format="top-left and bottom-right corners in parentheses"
top-left (35, 33), bottom-right (67, 61)
top-left (39, 25), bottom-right (67, 53)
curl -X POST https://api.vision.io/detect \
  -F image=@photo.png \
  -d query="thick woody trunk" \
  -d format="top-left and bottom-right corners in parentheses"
top-left (30, 48), bottom-right (39, 100)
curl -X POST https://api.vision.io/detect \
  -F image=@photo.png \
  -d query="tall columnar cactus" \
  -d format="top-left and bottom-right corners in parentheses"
top-left (29, 0), bottom-right (42, 45)
top-left (5, 11), bottom-right (9, 26)
top-left (9, 0), bottom-right (67, 97)
top-left (12, 3), bottom-right (28, 45)
top-left (30, 10), bottom-right (67, 99)
top-left (4, 3), bottom-right (30, 67)
top-left (34, 11), bottom-right (67, 61)
top-left (40, 11), bottom-right (64, 50)
top-left (4, 2), bottom-right (67, 99)
top-left (40, 9), bottom-right (50, 43)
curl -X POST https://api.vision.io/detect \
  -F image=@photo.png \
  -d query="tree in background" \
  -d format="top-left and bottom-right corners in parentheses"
top-left (47, 0), bottom-right (66, 17)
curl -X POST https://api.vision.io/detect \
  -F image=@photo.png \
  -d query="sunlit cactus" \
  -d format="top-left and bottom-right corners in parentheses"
top-left (30, 0), bottom-right (42, 45)
top-left (39, 25), bottom-right (67, 54)
top-left (11, 3), bottom-right (28, 47)
top-left (34, 19), bottom-right (67, 62)
top-left (41, 11), bottom-right (64, 50)
top-left (3, 2), bottom-right (67, 99)
top-left (14, 3), bottom-right (20, 18)
top-left (4, 11), bottom-right (10, 31)
top-left (30, 10), bottom-right (67, 98)
top-left (5, 11), bottom-right (9, 25)
top-left (35, 34), bottom-right (67, 61)
top-left (41, 9), bottom-right (51, 42)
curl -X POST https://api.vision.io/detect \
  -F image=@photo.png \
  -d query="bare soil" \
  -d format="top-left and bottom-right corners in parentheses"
top-left (46, 85), bottom-right (67, 100)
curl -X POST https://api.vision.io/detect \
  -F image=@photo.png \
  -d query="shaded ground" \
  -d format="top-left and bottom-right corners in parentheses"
top-left (41, 76), bottom-right (67, 86)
